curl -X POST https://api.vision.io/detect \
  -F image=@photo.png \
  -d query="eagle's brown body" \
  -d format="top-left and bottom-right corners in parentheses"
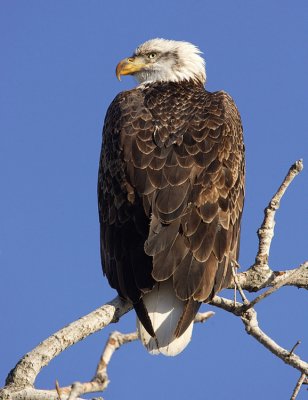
top-left (98, 79), bottom-right (245, 352)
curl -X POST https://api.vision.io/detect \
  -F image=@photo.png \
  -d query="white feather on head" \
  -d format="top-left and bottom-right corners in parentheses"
top-left (133, 38), bottom-right (206, 84)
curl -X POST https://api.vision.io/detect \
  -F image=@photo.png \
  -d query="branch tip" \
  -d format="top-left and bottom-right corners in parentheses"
top-left (194, 311), bottom-right (215, 323)
top-left (55, 380), bottom-right (62, 400)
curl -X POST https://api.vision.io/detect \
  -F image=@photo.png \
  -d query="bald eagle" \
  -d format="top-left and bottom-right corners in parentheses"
top-left (98, 38), bottom-right (245, 356)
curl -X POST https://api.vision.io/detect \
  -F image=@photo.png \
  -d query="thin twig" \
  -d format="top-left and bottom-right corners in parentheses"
top-left (232, 265), bottom-right (250, 305)
top-left (289, 341), bottom-right (302, 357)
top-left (290, 373), bottom-right (307, 400)
top-left (94, 331), bottom-right (138, 390)
top-left (63, 331), bottom-right (138, 400)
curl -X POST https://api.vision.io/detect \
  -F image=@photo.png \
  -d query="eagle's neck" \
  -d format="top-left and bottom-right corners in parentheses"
top-left (137, 79), bottom-right (205, 91)
top-left (134, 69), bottom-right (205, 86)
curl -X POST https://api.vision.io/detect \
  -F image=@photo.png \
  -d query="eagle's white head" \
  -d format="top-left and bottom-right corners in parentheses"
top-left (116, 38), bottom-right (206, 85)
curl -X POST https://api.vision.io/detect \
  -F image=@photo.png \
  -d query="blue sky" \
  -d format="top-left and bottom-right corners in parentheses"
top-left (0, 1), bottom-right (307, 399)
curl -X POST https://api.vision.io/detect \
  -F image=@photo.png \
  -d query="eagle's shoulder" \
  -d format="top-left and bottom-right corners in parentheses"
top-left (204, 89), bottom-right (241, 119)
top-left (103, 87), bottom-right (151, 136)
top-left (108, 87), bottom-right (146, 110)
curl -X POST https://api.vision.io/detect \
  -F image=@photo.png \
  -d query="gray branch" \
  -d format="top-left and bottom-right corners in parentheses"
top-left (0, 160), bottom-right (306, 400)
top-left (290, 373), bottom-right (307, 400)
top-left (210, 295), bottom-right (308, 375)
top-left (0, 297), bottom-right (132, 400)
top-left (254, 159), bottom-right (303, 273)
top-left (56, 312), bottom-right (215, 400)
top-left (231, 262), bottom-right (308, 293)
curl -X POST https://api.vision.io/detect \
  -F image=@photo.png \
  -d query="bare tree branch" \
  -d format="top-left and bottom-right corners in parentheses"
top-left (230, 262), bottom-right (308, 292)
top-left (242, 308), bottom-right (308, 375)
top-left (1, 297), bottom-right (132, 397)
top-left (253, 159), bottom-right (303, 274)
top-left (52, 312), bottom-right (215, 400)
top-left (246, 262), bottom-right (308, 309)
top-left (290, 373), bottom-right (307, 400)
top-left (228, 160), bottom-right (307, 295)
top-left (0, 160), bottom-right (306, 400)
top-left (1, 274), bottom-right (306, 400)
top-left (210, 295), bottom-right (308, 375)
top-left (66, 331), bottom-right (138, 400)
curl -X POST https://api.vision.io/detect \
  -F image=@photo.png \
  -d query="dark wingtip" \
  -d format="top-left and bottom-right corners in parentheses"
top-left (174, 299), bottom-right (201, 338)
top-left (134, 299), bottom-right (156, 338)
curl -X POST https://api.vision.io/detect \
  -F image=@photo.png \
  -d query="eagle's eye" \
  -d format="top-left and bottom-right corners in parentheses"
top-left (147, 52), bottom-right (157, 59)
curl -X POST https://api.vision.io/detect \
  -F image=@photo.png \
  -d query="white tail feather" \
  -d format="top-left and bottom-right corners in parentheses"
top-left (137, 280), bottom-right (194, 356)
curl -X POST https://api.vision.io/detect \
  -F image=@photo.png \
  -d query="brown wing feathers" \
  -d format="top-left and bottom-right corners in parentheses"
top-left (98, 80), bottom-right (245, 335)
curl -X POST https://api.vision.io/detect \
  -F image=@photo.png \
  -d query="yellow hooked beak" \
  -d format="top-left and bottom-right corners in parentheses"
top-left (116, 57), bottom-right (147, 81)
